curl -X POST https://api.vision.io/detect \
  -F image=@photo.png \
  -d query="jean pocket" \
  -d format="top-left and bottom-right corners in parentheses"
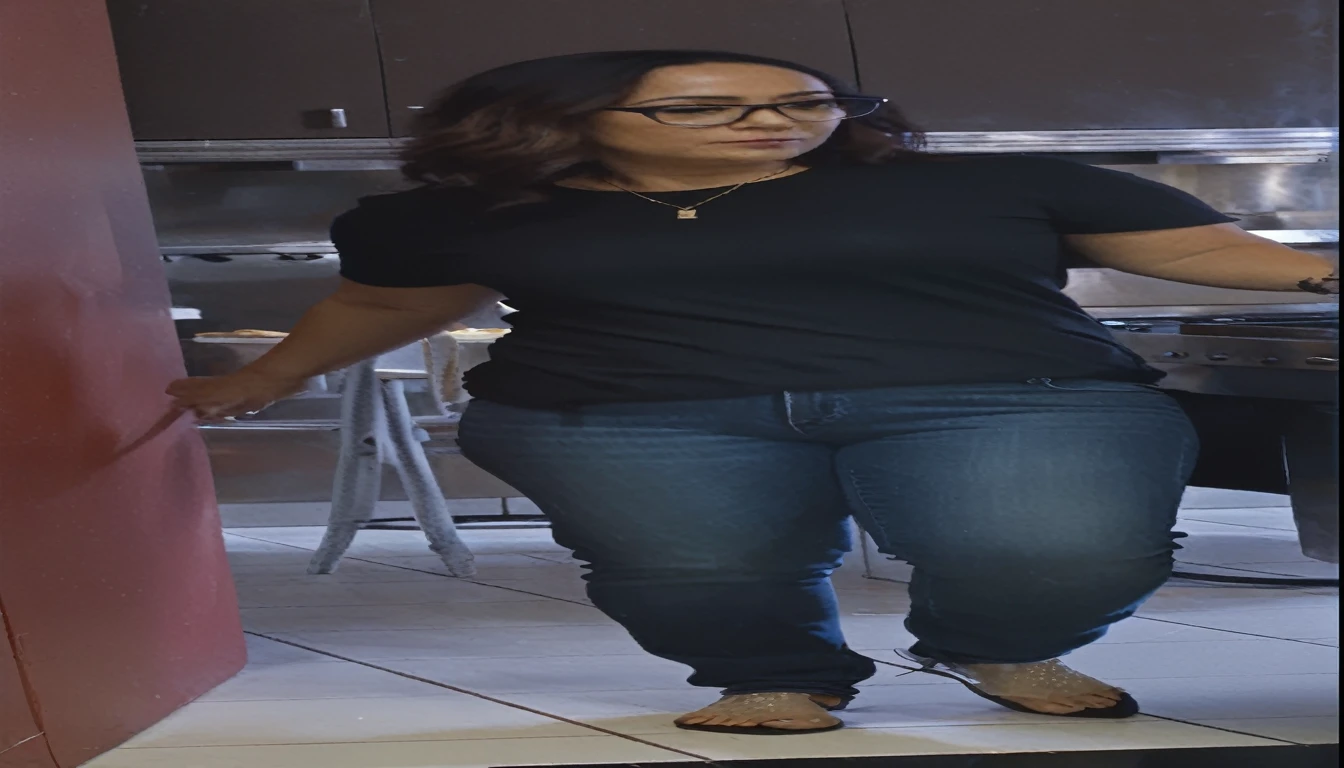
top-left (1027, 377), bottom-right (1163, 393)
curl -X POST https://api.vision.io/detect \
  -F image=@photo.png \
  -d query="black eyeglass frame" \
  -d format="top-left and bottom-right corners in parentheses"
top-left (603, 96), bottom-right (889, 127)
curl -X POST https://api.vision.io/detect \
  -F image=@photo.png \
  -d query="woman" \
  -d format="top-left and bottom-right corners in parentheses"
top-left (169, 50), bottom-right (1338, 734)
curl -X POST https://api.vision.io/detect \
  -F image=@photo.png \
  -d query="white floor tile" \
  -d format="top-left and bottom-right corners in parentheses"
top-left (1173, 521), bottom-right (1309, 566)
top-left (1146, 606), bottom-right (1340, 640)
top-left (501, 686), bottom-right (1163, 736)
top-left (1180, 488), bottom-right (1290, 509)
top-left (85, 736), bottom-right (684, 768)
top-left (237, 580), bottom-right (546, 609)
top-left (637, 720), bottom-right (1275, 760)
top-left (1217, 561), bottom-right (1341, 579)
top-left (1170, 563), bottom-right (1332, 580)
top-left (1123, 673), bottom-right (1338, 721)
top-left (243, 635), bottom-right (343, 666)
top-left (462, 579), bottom-right (594, 604)
top-left (1139, 584), bottom-right (1336, 613)
top-left (1093, 617), bottom-right (1259, 644)
top-left (1178, 507), bottom-right (1299, 532)
top-left (274, 625), bottom-right (644, 661)
top-left (241, 600), bottom-right (609, 633)
top-left (226, 552), bottom-right (316, 571)
top-left (381, 654), bottom-right (693, 694)
top-left (373, 554), bottom-right (586, 582)
top-left (839, 614), bottom-right (918, 651)
top-left (456, 527), bottom-right (573, 557)
top-left (200, 661), bottom-right (451, 702)
top-left (196, 525), bottom-right (1337, 765)
top-left (120, 694), bottom-right (590, 748)
top-left (223, 534), bottom-right (311, 553)
top-left (220, 502), bottom-right (334, 528)
top-left (1189, 716), bottom-right (1340, 744)
top-left (231, 562), bottom-right (457, 585)
top-left (1056, 638), bottom-right (1340, 680)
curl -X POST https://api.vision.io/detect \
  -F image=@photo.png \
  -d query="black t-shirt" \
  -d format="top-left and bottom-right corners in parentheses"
top-left (333, 156), bottom-right (1235, 408)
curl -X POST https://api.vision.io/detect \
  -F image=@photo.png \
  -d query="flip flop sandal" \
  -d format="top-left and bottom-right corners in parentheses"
top-left (892, 650), bottom-right (1139, 719)
top-left (674, 692), bottom-right (847, 735)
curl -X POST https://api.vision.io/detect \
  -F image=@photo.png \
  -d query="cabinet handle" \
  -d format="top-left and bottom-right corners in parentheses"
top-left (329, 108), bottom-right (349, 129)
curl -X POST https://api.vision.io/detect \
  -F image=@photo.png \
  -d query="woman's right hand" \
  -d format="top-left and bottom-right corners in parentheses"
top-left (166, 371), bottom-right (309, 422)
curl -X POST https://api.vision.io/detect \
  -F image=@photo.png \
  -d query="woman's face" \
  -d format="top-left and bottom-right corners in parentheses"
top-left (585, 62), bottom-right (843, 166)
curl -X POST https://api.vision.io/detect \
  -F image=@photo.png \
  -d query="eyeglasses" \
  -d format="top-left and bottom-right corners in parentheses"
top-left (604, 96), bottom-right (887, 127)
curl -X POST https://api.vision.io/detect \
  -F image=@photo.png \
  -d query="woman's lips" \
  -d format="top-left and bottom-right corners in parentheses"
top-left (723, 138), bottom-right (803, 146)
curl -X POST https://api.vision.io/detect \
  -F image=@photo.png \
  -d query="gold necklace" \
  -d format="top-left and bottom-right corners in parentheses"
top-left (603, 166), bottom-right (795, 220)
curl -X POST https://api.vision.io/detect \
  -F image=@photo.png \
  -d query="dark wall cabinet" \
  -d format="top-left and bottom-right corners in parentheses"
top-left (110, 0), bottom-right (1336, 141)
top-left (107, 0), bottom-right (389, 139)
top-left (374, 0), bottom-right (856, 136)
top-left (846, 0), bottom-right (1338, 131)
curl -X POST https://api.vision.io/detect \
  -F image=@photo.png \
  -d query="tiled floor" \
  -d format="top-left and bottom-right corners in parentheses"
top-left (87, 495), bottom-right (1338, 767)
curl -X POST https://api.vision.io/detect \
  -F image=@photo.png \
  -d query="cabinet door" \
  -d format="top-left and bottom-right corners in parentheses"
top-left (374, 0), bottom-right (856, 136)
top-left (846, 0), bottom-right (1337, 131)
top-left (107, 0), bottom-right (389, 139)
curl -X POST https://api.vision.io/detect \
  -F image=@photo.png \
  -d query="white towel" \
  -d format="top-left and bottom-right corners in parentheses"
top-left (422, 329), bottom-right (508, 414)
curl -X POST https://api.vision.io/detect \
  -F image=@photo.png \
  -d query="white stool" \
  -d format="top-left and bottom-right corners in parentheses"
top-left (307, 355), bottom-right (472, 576)
top-left (306, 330), bottom-right (506, 576)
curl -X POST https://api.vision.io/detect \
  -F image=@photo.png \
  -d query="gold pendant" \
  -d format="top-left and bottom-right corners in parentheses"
top-left (677, 209), bottom-right (698, 220)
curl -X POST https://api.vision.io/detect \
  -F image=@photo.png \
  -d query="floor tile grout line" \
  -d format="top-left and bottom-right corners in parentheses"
top-left (223, 531), bottom-right (597, 607)
top-left (1175, 559), bottom-right (1341, 580)
top-left (1177, 515), bottom-right (1299, 532)
top-left (242, 631), bottom-right (718, 764)
top-left (1137, 712), bottom-right (1303, 746)
top-left (1133, 614), bottom-right (1343, 647)
top-left (115, 735), bottom-right (701, 752)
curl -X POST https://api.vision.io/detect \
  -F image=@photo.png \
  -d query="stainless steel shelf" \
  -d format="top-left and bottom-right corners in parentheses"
top-left (137, 128), bottom-right (1339, 164)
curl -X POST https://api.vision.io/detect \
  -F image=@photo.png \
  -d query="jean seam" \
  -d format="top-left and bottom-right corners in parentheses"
top-left (843, 468), bottom-right (899, 556)
top-left (1028, 377), bottom-right (1162, 394)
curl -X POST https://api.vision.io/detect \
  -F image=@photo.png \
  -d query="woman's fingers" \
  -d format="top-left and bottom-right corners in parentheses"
top-left (166, 372), bottom-right (302, 421)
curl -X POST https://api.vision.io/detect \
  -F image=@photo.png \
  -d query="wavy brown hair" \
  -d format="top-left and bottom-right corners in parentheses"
top-left (401, 49), bottom-right (925, 207)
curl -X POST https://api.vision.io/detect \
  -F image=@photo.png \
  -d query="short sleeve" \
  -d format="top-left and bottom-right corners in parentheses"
top-left (331, 193), bottom-right (471, 288)
top-left (1017, 157), bottom-right (1239, 235)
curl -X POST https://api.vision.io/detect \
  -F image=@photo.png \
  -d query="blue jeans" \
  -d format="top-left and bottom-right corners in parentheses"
top-left (457, 380), bottom-right (1198, 699)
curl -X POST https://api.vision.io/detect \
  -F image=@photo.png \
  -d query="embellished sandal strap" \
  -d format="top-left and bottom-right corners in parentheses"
top-left (689, 693), bottom-right (836, 723)
top-left (894, 650), bottom-right (1123, 699)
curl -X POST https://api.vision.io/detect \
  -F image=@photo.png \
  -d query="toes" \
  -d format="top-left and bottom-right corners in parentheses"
top-left (761, 716), bottom-right (835, 731)
top-left (1077, 693), bottom-right (1122, 709)
top-left (1001, 696), bottom-right (1085, 715)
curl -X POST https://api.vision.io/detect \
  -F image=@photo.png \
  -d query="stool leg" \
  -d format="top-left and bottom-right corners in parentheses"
top-left (380, 379), bottom-right (477, 577)
top-left (309, 361), bottom-right (383, 575)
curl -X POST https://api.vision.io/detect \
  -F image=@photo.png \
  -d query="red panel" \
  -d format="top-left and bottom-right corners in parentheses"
top-left (0, 738), bottom-right (58, 768)
top-left (0, 633), bottom-right (53, 768)
top-left (0, 2), bottom-right (245, 766)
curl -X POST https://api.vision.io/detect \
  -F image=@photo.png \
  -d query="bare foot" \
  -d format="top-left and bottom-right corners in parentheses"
top-left (675, 692), bottom-right (844, 732)
top-left (958, 660), bottom-right (1126, 715)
